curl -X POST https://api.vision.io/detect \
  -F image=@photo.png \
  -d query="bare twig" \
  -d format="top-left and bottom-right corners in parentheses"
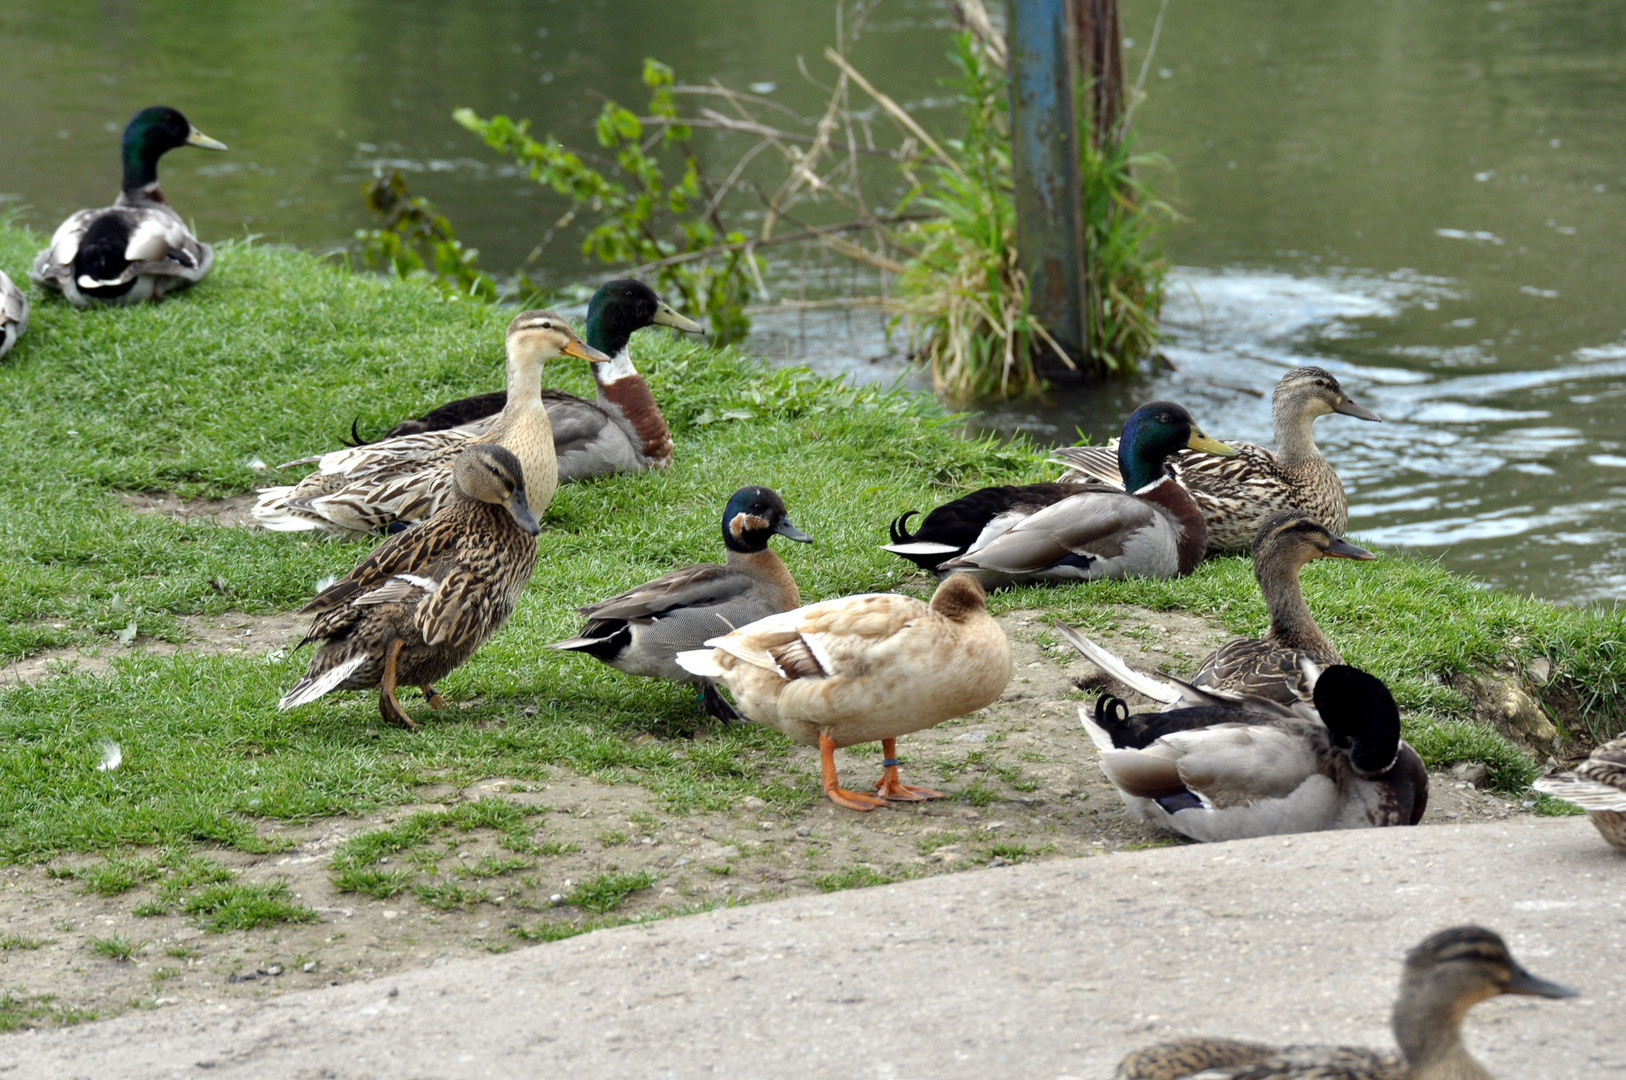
top-left (1119, 0), bottom-right (1170, 140)
top-left (823, 47), bottom-right (965, 179)
top-left (942, 0), bottom-right (1007, 71)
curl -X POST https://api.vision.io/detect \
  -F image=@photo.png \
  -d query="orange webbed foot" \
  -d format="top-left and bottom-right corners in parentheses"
top-left (874, 775), bottom-right (944, 802)
top-left (825, 787), bottom-right (888, 812)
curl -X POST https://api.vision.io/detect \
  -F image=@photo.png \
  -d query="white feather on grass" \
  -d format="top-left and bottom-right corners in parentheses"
top-left (97, 741), bottom-right (122, 772)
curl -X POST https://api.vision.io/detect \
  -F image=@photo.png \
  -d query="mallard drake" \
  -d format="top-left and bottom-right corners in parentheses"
top-left (549, 486), bottom-right (812, 721)
top-left (1115, 925), bottom-right (1575, 1080)
top-left (252, 310), bottom-right (609, 536)
top-left (1081, 663), bottom-right (1427, 842)
top-left (279, 443), bottom-right (540, 729)
top-left (30, 107), bottom-right (227, 307)
top-left (675, 574), bottom-right (1013, 811)
top-left (1190, 509), bottom-right (1373, 706)
top-left (1051, 367), bottom-right (1380, 554)
top-left (0, 270), bottom-right (26, 360)
top-left (1534, 736), bottom-right (1626, 853)
top-left (883, 402), bottom-right (1237, 587)
top-left (348, 279), bottom-right (702, 483)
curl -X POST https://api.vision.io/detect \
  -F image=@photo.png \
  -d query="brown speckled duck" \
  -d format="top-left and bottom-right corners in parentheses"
top-left (1114, 925), bottom-right (1575, 1080)
top-left (1190, 509), bottom-right (1374, 707)
top-left (252, 310), bottom-right (609, 536)
top-left (1535, 735), bottom-right (1626, 852)
top-left (278, 444), bottom-right (540, 728)
top-left (1051, 367), bottom-right (1380, 554)
top-left (675, 574), bottom-right (1012, 811)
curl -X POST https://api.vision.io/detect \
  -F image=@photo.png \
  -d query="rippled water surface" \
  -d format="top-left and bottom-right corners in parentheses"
top-left (3, 1), bottom-right (1624, 602)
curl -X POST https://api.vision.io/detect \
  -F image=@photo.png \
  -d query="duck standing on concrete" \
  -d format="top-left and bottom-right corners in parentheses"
top-left (348, 279), bottom-right (703, 482)
top-left (1113, 925), bottom-right (1574, 1079)
top-left (676, 574), bottom-right (1012, 811)
top-left (884, 402), bottom-right (1236, 587)
top-left (0, 271), bottom-right (26, 359)
top-left (31, 106), bottom-right (227, 306)
top-left (279, 444), bottom-right (540, 729)
top-left (1535, 735), bottom-right (1626, 852)
top-left (1082, 663), bottom-right (1427, 842)
top-left (253, 310), bottom-right (609, 536)
top-left (550, 486), bottom-right (812, 721)
top-left (1051, 366), bottom-right (1380, 554)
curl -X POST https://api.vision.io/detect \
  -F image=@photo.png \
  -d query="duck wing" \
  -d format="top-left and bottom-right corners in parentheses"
top-left (1049, 442), bottom-right (1125, 488)
top-left (699, 594), bottom-right (923, 679)
top-left (579, 563), bottom-right (753, 622)
top-left (301, 516), bottom-right (464, 616)
top-left (379, 391), bottom-right (508, 441)
top-left (545, 390), bottom-right (641, 481)
top-left (942, 491), bottom-right (1169, 577)
top-left (1195, 639), bottom-right (1322, 706)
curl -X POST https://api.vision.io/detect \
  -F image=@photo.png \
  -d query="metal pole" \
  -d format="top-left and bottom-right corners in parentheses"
top-left (1007, 0), bottom-right (1087, 372)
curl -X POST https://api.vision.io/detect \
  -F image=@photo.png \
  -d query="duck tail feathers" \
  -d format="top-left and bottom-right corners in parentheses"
top-left (674, 648), bottom-right (726, 679)
top-left (279, 653), bottom-right (368, 711)
top-left (1052, 622), bottom-right (1183, 705)
top-left (888, 511), bottom-right (920, 545)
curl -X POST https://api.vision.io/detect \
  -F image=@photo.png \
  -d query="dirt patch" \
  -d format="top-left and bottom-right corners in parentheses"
top-left (116, 491), bottom-right (259, 528)
top-left (1, 611), bottom-right (308, 687)
top-left (0, 610), bottom-right (1535, 1027)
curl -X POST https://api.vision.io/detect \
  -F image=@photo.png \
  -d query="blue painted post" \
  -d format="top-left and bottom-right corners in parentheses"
top-left (1008, 0), bottom-right (1086, 373)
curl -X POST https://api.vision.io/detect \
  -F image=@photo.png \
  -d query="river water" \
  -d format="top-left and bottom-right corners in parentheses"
top-left (2, 0), bottom-right (1623, 604)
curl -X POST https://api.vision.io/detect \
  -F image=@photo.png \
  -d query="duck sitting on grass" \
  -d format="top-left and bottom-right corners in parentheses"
top-left (279, 444), bottom-right (540, 729)
top-left (0, 271), bottom-right (26, 359)
top-left (675, 574), bottom-right (1012, 811)
top-left (883, 402), bottom-right (1236, 587)
top-left (1114, 925), bottom-right (1574, 1079)
top-left (1052, 366), bottom-right (1381, 555)
top-left (550, 486), bottom-right (811, 722)
top-left (1535, 735), bottom-right (1626, 853)
top-left (31, 106), bottom-right (227, 306)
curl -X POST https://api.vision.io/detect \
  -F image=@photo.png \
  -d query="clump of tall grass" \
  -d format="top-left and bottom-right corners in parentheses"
top-left (893, 33), bottom-right (1172, 399)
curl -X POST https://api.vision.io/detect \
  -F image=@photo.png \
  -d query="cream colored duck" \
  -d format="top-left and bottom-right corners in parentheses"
top-left (1535, 735), bottom-right (1626, 853)
top-left (1082, 663), bottom-right (1427, 842)
top-left (31, 107), bottom-right (227, 306)
top-left (884, 402), bottom-right (1236, 587)
top-left (253, 311), bottom-right (609, 536)
top-left (1114, 925), bottom-right (1575, 1080)
top-left (0, 270), bottom-right (25, 360)
top-left (279, 444), bottom-right (540, 729)
top-left (1051, 367), bottom-right (1380, 554)
top-left (1190, 509), bottom-right (1374, 706)
top-left (341, 279), bottom-right (701, 483)
top-left (676, 574), bottom-right (1013, 811)
top-left (550, 486), bottom-right (812, 721)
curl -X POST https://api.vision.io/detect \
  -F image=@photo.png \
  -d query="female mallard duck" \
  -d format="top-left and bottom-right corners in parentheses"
top-left (1115, 925), bottom-right (1575, 1080)
top-left (252, 310), bottom-right (609, 536)
top-left (1534, 736), bottom-right (1626, 853)
top-left (883, 402), bottom-right (1237, 587)
top-left (550, 486), bottom-right (812, 721)
top-left (1081, 663), bottom-right (1427, 842)
top-left (0, 271), bottom-right (26, 360)
top-left (675, 574), bottom-right (1013, 811)
top-left (278, 443), bottom-right (540, 729)
top-left (1190, 509), bottom-right (1373, 706)
top-left (1051, 367), bottom-right (1381, 554)
top-left (30, 107), bottom-right (227, 306)
top-left (343, 279), bottom-right (702, 483)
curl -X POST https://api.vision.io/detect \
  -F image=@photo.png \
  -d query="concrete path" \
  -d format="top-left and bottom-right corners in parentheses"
top-left (5, 818), bottom-right (1620, 1079)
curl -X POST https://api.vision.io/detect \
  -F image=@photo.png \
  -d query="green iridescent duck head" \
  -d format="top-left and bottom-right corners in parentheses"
top-left (1114, 401), bottom-right (1237, 492)
top-left (120, 106), bottom-right (227, 193)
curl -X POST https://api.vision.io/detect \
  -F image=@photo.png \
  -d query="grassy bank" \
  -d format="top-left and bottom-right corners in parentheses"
top-left (0, 221), bottom-right (1619, 870)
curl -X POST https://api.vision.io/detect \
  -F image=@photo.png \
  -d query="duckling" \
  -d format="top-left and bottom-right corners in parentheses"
top-left (1115, 925), bottom-right (1575, 1080)
top-left (549, 486), bottom-right (812, 721)
top-left (279, 443), bottom-right (540, 729)
top-left (347, 279), bottom-right (703, 483)
top-left (252, 311), bottom-right (610, 536)
top-left (1083, 663), bottom-right (1427, 842)
top-left (1190, 509), bottom-right (1374, 706)
top-left (884, 402), bottom-right (1237, 587)
top-left (1051, 367), bottom-right (1380, 554)
top-left (30, 107), bottom-right (227, 306)
top-left (1534, 736), bottom-right (1626, 853)
top-left (675, 574), bottom-right (1013, 811)
top-left (0, 271), bottom-right (26, 360)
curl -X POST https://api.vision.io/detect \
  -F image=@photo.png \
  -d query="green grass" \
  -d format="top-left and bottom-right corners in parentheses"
top-left (812, 866), bottom-right (895, 892)
top-left (0, 220), bottom-right (1620, 875)
top-left (0, 934), bottom-right (48, 951)
top-left (180, 881), bottom-right (317, 932)
top-left (566, 871), bottom-right (657, 914)
top-left (0, 990), bottom-right (94, 1032)
top-left (88, 934), bottom-right (146, 961)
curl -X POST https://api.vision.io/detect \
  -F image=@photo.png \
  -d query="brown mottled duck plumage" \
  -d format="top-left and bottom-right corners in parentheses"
top-left (278, 444), bottom-right (540, 729)
top-left (1534, 735), bottom-right (1626, 852)
top-left (1051, 367), bottom-right (1381, 554)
